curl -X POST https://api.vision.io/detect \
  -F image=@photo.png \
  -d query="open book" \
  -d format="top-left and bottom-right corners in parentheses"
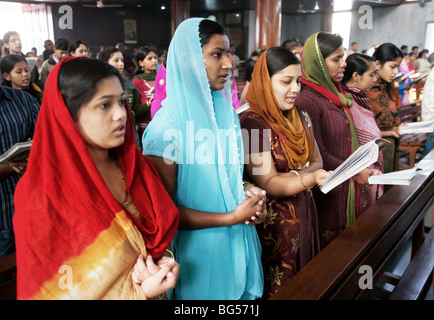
top-left (0, 140), bottom-right (32, 165)
top-left (368, 167), bottom-right (418, 185)
top-left (395, 69), bottom-right (415, 81)
top-left (399, 120), bottom-right (434, 134)
top-left (319, 138), bottom-right (390, 194)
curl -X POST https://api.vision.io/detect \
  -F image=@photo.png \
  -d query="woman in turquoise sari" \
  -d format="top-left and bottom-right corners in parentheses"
top-left (142, 18), bottom-right (265, 300)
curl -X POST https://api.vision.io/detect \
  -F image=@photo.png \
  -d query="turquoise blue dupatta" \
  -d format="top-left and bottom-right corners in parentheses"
top-left (142, 18), bottom-right (263, 300)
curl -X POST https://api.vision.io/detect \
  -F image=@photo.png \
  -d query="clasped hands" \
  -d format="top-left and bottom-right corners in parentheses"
top-left (238, 184), bottom-right (268, 226)
top-left (131, 254), bottom-right (180, 298)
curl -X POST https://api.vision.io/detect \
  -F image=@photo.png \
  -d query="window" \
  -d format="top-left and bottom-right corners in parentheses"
top-left (0, 2), bottom-right (53, 55)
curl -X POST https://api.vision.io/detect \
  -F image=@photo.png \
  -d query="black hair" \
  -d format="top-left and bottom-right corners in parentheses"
top-left (0, 54), bottom-right (42, 103)
top-left (317, 32), bottom-right (344, 59)
top-left (417, 49), bottom-right (429, 59)
top-left (135, 46), bottom-right (156, 63)
top-left (54, 38), bottom-right (70, 51)
top-left (58, 58), bottom-right (123, 120)
top-left (373, 43), bottom-right (403, 99)
top-left (198, 19), bottom-right (228, 47)
top-left (100, 46), bottom-right (122, 63)
top-left (342, 53), bottom-right (375, 84)
top-left (373, 43), bottom-right (404, 66)
top-left (244, 60), bottom-right (256, 82)
top-left (0, 54), bottom-right (26, 76)
top-left (68, 39), bottom-right (87, 56)
top-left (281, 39), bottom-right (302, 51)
top-left (266, 46), bottom-right (300, 78)
top-left (401, 45), bottom-right (408, 51)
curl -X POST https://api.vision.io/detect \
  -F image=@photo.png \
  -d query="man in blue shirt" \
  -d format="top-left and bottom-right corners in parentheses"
top-left (0, 85), bottom-right (39, 258)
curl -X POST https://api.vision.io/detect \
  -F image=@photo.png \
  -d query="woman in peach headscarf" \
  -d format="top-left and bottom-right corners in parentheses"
top-left (240, 46), bottom-right (330, 299)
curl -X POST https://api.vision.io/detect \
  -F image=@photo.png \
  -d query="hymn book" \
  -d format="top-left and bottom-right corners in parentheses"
top-left (368, 167), bottom-right (418, 186)
top-left (319, 138), bottom-right (390, 194)
top-left (0, 140), bottom-right (32, 165)
top-left (399, 120), bottom-right (434, 134)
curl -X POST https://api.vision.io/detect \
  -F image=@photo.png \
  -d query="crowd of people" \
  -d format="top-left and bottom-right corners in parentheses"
top-left (1, 18), bottom-right (433, 300)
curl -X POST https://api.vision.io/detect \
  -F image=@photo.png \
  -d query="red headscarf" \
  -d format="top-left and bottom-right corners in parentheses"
top-left (13, 57), bottom-right (179, 299)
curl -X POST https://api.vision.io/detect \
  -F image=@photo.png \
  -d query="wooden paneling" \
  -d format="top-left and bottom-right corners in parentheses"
top-left (50, 3), bottom-right (171, 50)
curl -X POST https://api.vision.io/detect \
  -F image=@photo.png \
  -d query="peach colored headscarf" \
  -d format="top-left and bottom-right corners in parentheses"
top-left (245, 48), bottom-right (313, 169)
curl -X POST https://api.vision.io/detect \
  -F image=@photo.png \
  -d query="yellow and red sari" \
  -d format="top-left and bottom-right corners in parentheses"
top-left (13, 57), bottom-right (179, 300)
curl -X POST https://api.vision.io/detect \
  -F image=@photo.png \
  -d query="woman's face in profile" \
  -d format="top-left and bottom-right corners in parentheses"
top-left (75, 76), bottom-right (127, 152)
top-left (376, 57), bottom-right (402, 83)
top-left (202, 34), bottom-right (232, 91)
top-left (325, 46), bottom-right (347, 83)
top-left (354, 61), bottom-right (377, 92)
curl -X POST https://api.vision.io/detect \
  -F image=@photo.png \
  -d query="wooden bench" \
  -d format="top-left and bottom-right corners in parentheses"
top-left (396, 100), bottom-right (428, 168)
top-left (388, 229), bottom-right (434, 300)
top-left (270, 149), bottom-right (434, 300)
top-left (0, 252), bottom-right (16, 300)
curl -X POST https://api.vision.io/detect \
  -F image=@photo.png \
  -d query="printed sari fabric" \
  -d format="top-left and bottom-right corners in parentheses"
top-left (13, 57), bottom-right (179, 300)
top-left (365, 80), bottom-right (401, 131)
top-left (142, 18), bottom-right (263, 300)
top-left (240, 48), bottom-right (319, 298)
top-left (240, 110), bottom-right (320, 299)
top-left (365, 80), bottom-right (401, 173)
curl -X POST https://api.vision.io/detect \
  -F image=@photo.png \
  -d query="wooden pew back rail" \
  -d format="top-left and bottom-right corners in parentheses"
top-left (270, 150), bottom-right (434, 300)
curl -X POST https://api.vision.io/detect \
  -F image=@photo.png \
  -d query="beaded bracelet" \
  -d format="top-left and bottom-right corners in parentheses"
top-left (289, 170), bottom-right (299, 176)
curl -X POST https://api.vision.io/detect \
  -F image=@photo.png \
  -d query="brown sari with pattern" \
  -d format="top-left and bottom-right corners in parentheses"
top-left (240, 110), bottom-right (320, 299)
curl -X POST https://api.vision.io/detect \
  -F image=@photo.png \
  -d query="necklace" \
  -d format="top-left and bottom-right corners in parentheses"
top-left (116, 162), bottom-right (142, 222)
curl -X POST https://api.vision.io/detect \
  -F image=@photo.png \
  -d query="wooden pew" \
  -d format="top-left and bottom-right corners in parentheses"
top-left (396, 100), bottom-right (427, 168)
top-left (0, 252), bottom-right (16, 300)
top-left (388, 229), bottom-right (434, 300)
top-left (270, 150), bottom-right (434, 300)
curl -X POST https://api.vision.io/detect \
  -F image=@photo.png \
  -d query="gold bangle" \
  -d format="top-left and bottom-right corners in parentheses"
top-left (300, 173), bottom-right (309, 190)
top-left (165, 249), bottom-right (175, 259)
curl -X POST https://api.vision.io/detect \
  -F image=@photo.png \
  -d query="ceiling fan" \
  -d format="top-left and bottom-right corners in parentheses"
top-left (82, 0), bottom-right (124, 8)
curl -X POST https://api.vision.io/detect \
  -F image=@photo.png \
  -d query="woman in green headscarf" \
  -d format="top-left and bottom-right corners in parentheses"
top-left (295, 32), bottom-right (371, 248)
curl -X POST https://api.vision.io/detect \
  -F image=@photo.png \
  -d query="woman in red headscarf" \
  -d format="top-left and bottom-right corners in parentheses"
top-left (13, 57), bottom-right (179, 300)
